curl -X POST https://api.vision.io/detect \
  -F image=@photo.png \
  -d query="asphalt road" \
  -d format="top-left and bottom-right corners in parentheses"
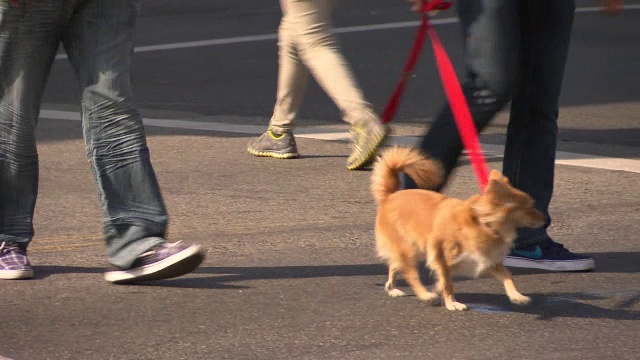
top-left (1, 1), bottom-right (639, 359)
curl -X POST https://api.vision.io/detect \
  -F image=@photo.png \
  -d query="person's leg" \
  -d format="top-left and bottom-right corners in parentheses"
top-left (402, 0), bottom-right (519, 190)
top-left (0, 1), bottom-right (66, 279)
top-left (269, 0), bottom-right (309, 134)
top-left (247, 1), bottom-right (306, 159)
top-left (287, 0), bottom-right (377, 127)
top-left (286, 0), bottom-right (389, 170)
top-left (502, 0), bottom-right (594, 271)
top-left (62, 0), bottom-right (204, 282)
top-left (503, 0), bottom-right (573, 244)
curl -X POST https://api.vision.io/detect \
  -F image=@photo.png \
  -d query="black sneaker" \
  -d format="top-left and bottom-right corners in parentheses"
top-left (104, 241), bottom-right (205, 284)
top-left (247, 129), bottom-right (299, 159)
top-left (347, 122), bottom-right (390, 170)
top-left (503, 238), bottom-right (595, 272)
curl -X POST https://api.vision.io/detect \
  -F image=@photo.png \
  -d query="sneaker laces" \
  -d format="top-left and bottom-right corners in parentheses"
top-left (164, 241), bottom-right (184, 248)
top-left (138, 241), bottom-right (184, 258)
top-left (539, 239), bottom-right (570, 255)
top-left (0, 241), bottom-right (21, 255)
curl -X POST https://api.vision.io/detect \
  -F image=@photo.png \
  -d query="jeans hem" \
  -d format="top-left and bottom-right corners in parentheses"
top-left (108, 236), bottom-right (164, 269)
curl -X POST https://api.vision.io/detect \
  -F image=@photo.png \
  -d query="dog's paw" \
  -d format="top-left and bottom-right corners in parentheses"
top-left (509, 294), bottom-right (531, 305)
top-left (387, 288), bottom-right (406, 298)
top-left (416, 291), bottom-right (439, 304)
top-left (445, 301), bottom-right (469, 311)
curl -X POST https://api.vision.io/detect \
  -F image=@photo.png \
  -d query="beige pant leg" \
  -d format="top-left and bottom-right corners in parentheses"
top-left (271, 0), bottom-right (379, 132)
top-left (270, 0), bottom-right (310, 132)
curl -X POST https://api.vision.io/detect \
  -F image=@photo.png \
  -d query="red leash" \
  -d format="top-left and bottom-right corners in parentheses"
top-left (381, 0), bottom-right (489, 190)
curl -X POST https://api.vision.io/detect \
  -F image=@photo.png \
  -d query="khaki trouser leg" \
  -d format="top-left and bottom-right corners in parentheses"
top-left (270, 1), bottom-right (310, 132)
top-left (270, 0), bottom-right (379, 133)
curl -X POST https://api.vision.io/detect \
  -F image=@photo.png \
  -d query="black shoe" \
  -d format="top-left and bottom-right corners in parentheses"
top-left (247, 129), bottom-right (299, 159)
top-left (503, 238), bottom-right (595, 272)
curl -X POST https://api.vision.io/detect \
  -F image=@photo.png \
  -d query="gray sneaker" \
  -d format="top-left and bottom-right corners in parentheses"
top-left (347, 122), bottom-right (390, 170)
top-left (247, 129), bottom-right (299, 159)
top-left (104, 241), bottom-right (205, 284)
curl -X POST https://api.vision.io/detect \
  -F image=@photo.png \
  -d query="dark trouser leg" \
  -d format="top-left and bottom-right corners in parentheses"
top-left (504, 0), bottom-right (575, 247)
top-left (403, 0), bottom-right (519, 191)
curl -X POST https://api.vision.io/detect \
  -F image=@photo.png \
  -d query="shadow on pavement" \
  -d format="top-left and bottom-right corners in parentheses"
top-left (135, 263), bottom-right (386, 289)
top-left (33, 265), bottom-right (103, 280)
top-left (196, 263), bottom-right (388, 281)
top-left (459, 290), bottom-right (640, 321)
top-left (31, 252), bottom-right (638, 293)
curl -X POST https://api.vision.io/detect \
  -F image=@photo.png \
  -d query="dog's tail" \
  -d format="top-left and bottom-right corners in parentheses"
top-left (371, 146), bottom-right (444, 205)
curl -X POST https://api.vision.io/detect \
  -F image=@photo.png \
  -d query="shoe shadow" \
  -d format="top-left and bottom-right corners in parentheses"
top-left (33, 265), bottom-right (104, 280)
top-left (132, 278), bottom-right (249, 289)
top-left (457, 290), bottom-right (640, 321)
top-left (32, 265), bottom-right (248, 289)
top-left (30, 263), bottom-right (386, 288)
top-left (135, 263), bottom-right (388, 289)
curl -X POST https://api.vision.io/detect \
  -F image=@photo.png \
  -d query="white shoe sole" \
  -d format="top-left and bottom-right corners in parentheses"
top-left (0, 268), bottom-right (34, 280)
top-left (105, 245), bottom-right (205, 284)
top-left (503, 256), bottom-right (595, 272)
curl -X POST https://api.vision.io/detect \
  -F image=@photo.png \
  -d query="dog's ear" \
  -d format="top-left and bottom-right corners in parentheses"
top-left (488, 170), bottom-right (502, 181)
top-left (488, 170), bottom-right (510, 184)
top-left (485, 178), bottom-right (513, 203)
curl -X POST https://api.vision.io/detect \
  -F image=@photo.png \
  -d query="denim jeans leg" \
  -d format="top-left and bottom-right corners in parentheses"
top-left (61, 0), bottom-right (166, 268)
top-left (0, 3), bottom-right (65, 245)
top-left (503, 0), bottom-right (575, 247)
top-left (404, 0), bottom-right (518, 190)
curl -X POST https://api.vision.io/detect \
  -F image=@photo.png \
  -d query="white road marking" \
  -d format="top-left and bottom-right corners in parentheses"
top-left (53, 5), bottom-right (640, 60)
top-left (38, 109), bottom-right (640, 174)
top-left (43, 4), bottom-right (640, 174)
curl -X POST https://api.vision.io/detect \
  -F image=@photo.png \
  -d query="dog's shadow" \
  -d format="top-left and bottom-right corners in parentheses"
top-left (381, 281), bottom-right (640, 321)
top-left (381, 251), bottom-right (640, 320)
top-left (456, 290), bottom-right (640, 321)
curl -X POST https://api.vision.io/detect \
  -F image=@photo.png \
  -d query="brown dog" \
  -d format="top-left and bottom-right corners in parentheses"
top-left (371, 147), bottom-right (545, 311)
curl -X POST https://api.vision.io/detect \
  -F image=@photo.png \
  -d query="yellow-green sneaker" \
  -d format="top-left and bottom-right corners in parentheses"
top-left (347, 122), bottom-right (390, 170)
top-left (247, 129), bottom-right (299, 159)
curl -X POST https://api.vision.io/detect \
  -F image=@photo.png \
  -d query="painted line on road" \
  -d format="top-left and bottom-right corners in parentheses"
top-left (39, 109), bottom-right (640, 174)
top-left (377, 136), bottom-right (640, 174)
top-left (53, 5), bottom-right (640, 60)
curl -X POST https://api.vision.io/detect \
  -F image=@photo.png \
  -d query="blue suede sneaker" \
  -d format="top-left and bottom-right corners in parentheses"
top-left (503, 238), bottom-right (595, 272)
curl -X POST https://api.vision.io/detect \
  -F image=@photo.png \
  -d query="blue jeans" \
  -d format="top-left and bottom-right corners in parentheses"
top-left (405, 0), bottom-right (575, 247)
top-left (0, 0), bottom-right (167, 268)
